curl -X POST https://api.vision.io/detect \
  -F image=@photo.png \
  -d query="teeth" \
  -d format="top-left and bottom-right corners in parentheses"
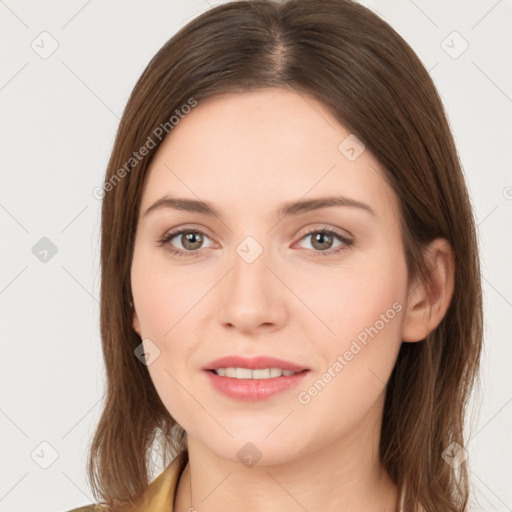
top-left (270, 368), bottom-right (282, 377)
top-left (225, 367), bottom-right (237, 378)
top-left (236, 367), bottom-right (252, 379)
top-left (213, 367), bottom-right (298, 379)
top-left (252, 368), bottom-right (271, 379)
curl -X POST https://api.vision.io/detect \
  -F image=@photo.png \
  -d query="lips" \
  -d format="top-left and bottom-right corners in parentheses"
top-left (203, 355), bottom-right (308, 373)
top-left (202, 355), bottom-right (310, 401)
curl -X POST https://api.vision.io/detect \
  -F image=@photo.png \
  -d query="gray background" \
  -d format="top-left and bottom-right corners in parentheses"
top-left (0, 1), bottom-right (511, 511)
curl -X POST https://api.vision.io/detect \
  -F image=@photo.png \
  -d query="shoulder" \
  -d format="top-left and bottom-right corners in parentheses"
top-left (64, 453), bottom-right (188, 512)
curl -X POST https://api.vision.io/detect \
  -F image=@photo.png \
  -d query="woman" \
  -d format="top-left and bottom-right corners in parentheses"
top-left (69, 0), bottom-right (483, 510)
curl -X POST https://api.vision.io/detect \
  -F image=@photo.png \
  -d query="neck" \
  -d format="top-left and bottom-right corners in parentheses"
top-left (174, 410), bottom-right (399, 512)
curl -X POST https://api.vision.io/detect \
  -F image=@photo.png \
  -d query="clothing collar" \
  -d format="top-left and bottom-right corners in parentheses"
top-left (133, 452), bottom-right (188, 511)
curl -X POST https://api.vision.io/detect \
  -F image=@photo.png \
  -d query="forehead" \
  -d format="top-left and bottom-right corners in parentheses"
top-left (140, 88), bottom-right (399, 222)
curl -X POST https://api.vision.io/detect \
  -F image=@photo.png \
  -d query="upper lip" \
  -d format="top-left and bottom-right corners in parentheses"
top-left (203, 356), bottom-right (309, 373)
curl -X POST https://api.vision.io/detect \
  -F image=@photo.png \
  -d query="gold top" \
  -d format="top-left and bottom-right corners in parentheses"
top-left (65, 454), bottom-right (187, 512)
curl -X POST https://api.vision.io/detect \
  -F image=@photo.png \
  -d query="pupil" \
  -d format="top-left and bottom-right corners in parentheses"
top-left (184, 232), bottom-right (202, 249)
top-left (314, 232), bottom-right (332, 250)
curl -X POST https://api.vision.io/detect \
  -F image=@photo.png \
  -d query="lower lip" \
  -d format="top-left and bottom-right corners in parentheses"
top-left (204, 370), bottom-right (310, 401)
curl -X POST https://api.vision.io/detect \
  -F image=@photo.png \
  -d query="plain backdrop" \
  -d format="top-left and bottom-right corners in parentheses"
top-left (1, 1), bottom-right (511, 511)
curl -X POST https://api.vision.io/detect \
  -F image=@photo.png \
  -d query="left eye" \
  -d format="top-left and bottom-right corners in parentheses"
top-left (157, 227), bottom-right (353, 258)
top-left (295, 228), bottom-right (352, 255)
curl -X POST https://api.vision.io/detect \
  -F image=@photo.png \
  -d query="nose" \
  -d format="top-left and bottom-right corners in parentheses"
top-left (216, 241), bottom-right (288, 334)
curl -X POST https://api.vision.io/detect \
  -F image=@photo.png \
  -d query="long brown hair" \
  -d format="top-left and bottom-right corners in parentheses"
top-left (87, 1), bottom-right (483, 510)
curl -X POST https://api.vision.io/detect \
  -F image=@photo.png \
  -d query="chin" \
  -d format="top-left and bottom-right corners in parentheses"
top-left (201, 433), bottom-right (306, 468)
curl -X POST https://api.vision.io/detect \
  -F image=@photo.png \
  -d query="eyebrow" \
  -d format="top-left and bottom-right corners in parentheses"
top-left (144, 194), bottom-right (376, 219)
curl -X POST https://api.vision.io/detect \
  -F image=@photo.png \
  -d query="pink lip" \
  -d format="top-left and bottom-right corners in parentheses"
top-left (203, 355), bottom-right (308, 373)
top-left (204, 370), bottom-right (309, 401)
top-left (202, 355), bottom-right (310, 402)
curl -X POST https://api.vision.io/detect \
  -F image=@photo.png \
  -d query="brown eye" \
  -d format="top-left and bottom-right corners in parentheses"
top-left (157, 228), bottom-right (213, 257)
top-left (178, 231), bottom-right (204, 251)
top-left (296, 227), bottom-right (354, 257)
top-left (310, 231), bottom-right (335, 251)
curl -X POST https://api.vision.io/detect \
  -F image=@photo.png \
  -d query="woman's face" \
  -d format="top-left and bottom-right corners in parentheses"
top-left (131, 88), bottom-right (411, 465)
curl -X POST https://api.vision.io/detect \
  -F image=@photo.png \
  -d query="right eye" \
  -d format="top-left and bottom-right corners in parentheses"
top-left (157, 228), bottom-right (215, 257)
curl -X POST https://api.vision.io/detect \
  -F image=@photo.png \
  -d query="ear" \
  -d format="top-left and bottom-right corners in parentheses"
top-left (402, 238), bottom-right (455, 343)
top-left (131, 302), bottom-right (141, 337)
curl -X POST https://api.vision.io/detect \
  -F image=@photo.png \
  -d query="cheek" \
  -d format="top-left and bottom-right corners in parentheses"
top-left (293, 245), bottom-right (407, 347)
top-left (131, 244), bottom-right (204, 338)
top-left (131, 247), bottom-right (209, 425)
top-left (294, 248), bottom-right (407, 409)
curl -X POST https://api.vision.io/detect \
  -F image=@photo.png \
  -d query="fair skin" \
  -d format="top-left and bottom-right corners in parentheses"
top-left (130, 88), bottom-right (454, 512)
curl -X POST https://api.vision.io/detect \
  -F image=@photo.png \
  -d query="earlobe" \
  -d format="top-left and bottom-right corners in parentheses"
top-left (132, 307), bottom-right (141, 337)
top-left (402, 238), bottom-right (455, 343)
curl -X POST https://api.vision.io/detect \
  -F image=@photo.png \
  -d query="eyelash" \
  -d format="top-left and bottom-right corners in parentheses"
top-left (156, 226), bottom-right (354, 259)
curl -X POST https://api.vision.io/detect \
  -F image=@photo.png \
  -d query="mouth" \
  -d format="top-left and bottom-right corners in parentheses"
top-left (202, 355), bottom-right (310, 401)
top-left (207, 367), bottom-right (306, 378)
top-left (203, 355), bottom-right (309, 373)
